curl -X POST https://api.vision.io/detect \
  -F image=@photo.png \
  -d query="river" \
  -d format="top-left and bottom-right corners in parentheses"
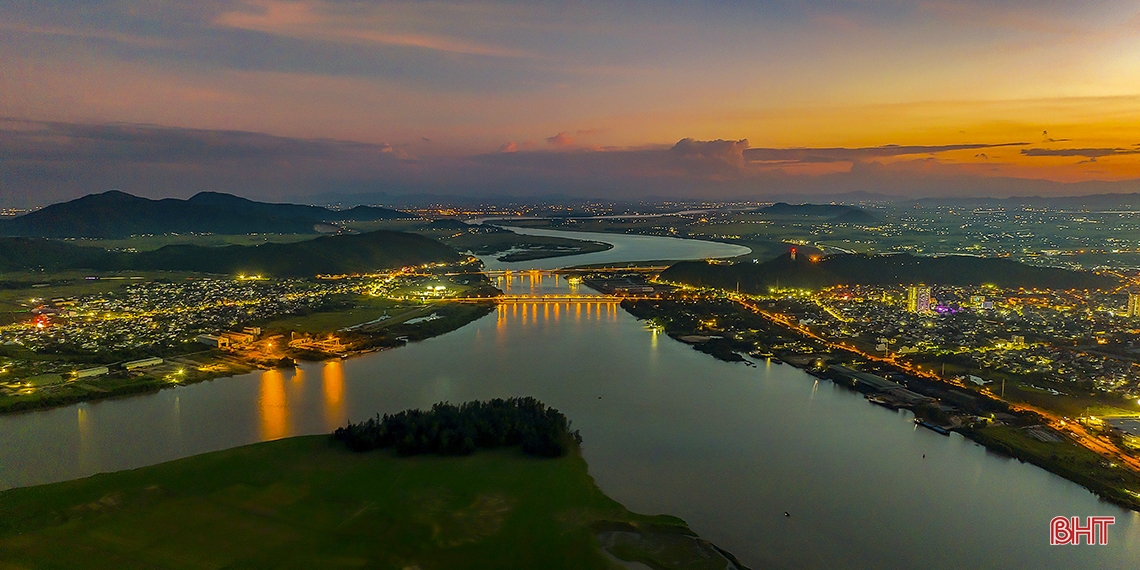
top-left (1, 231), bottom-right (1138, 569)
top-left (476, 224), bottom-right (751, 270)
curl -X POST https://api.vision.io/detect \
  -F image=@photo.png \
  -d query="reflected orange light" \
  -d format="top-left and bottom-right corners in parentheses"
top-left (322, 360), bottom-right (346, 431)
top-left (259, 369), bottom-right (288, 441)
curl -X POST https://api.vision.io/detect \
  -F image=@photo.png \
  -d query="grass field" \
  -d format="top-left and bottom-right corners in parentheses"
top-left (257, 296), bottom-right (409, 334)
top-left (72, 234), bottom-right (316, 252)
top-left (0, 436), bottom-right (737, 570)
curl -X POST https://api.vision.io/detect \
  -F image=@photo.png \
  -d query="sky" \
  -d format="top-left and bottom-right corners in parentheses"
top-left (2, 0), bottom-right (1140, 205)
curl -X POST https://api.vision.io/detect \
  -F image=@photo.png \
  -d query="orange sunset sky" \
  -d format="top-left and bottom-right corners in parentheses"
top-left (2, 1), bottom-right (1139, 203)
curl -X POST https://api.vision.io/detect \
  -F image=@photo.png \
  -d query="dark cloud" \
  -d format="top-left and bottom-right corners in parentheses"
top-left (3, 121), bottom-right (1139, 207)
top-left (669, 138), bottom-right (749, 177)
top-left (0, 118), bottom-right (389, 164)
top-left (1021, 147), bottom-right (1140, 158)
top-left (744, 142), bottom-right (1027, 163)
top-left (0, 118), bottom-right (418, 206)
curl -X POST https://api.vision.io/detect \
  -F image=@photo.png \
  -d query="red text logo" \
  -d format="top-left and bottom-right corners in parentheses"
top-left (1050, 516), bottom-right (1114, 545)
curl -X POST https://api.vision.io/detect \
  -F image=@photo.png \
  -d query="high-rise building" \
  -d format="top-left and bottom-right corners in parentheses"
top-left (1128, 293), bottom-right (1140, 317)
top-left (907, 285), bottom-right (932, 313)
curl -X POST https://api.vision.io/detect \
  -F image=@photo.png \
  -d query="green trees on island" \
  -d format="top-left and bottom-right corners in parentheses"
top-left (333, 397), bottom-right (583, 457)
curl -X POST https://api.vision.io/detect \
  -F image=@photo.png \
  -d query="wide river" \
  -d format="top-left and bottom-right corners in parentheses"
top-left (2, 230), bottom-right (1139, 569)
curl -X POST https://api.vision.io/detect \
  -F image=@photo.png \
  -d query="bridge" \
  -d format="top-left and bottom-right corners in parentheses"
top-left (445, 266), bottom-right (670, 278)
top-left (444, 294), bottom-right (662, 303)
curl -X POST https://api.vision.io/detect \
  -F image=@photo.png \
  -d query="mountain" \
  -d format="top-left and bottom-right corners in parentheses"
top-left (0, 231), bottom-right (462, 277)
top-left (910, 192), bottom-right (1140, 209)
top-left (0, 191), bottom-right (413, 238)
top-left (660, 252), bottom-right (1116, 293)
top-left (758, 202), bottom-right (874, 219)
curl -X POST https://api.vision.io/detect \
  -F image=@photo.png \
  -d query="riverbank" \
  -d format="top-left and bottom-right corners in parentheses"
top-left (0, 302), bottom-right (495, 415)
top-left (620, 296), bottom-right (1140, 513)
top-left (0, 435), bottom-right (749, 569)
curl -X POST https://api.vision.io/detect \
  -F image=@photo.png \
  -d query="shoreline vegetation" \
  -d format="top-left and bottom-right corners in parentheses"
top-left (620, 296), bottom-right (1140, 513)
top-left (0, 417), bottom-right (750, 569)
top-left (334, 398), bottom-right (583, 458)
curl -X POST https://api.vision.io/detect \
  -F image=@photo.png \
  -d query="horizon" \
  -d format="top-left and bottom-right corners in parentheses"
top-left (3, 1), bottom-right (1140, 205)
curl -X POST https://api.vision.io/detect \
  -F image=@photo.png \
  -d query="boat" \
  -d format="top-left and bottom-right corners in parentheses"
top-left (866, 395), bottom-right (899, 410)
top-left (914, 418), bottom-right (951, 436)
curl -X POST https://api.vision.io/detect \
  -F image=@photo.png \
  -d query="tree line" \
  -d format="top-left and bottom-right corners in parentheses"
top-left (333, 397), bottom-right (582, 457)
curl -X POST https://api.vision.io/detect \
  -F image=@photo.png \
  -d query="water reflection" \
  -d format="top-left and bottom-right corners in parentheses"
top-left (77, 407), bottom-right (94, 473)
top-left (322, 360), bottom-right (346, 431)
top-left (258, 369), bottom-right (288, 440)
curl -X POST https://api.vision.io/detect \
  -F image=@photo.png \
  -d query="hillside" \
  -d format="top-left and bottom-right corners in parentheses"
top-left (0, 231), bottom-right (462, 276)
top-left (661, 252), bottom-right (1117, 292)
top-left (0, 191), bottom-right (412, 238)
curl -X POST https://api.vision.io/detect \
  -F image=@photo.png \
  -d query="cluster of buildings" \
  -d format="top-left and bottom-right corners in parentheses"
top-left (196, 327), bottom-right (262, 349)
top-left (793, 284), bottom-right (1140, 399)
top-left (2, 278), bottom-right (360, 356)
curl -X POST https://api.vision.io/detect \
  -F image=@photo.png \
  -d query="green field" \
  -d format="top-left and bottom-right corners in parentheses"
top-left (257, 295), bottom-right (409, 334)
top-left (70, 234), bottom-right (316, 252)
top-left (0, 436), bottom-right (739, 570)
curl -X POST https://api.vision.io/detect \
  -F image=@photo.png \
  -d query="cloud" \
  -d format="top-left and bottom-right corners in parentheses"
top-left (0, 118), bottom-right (419, 205)
top-left (1021, 147), bottom-right (1140, 158)
top-left (213, 0), bottom-right (533, 59)
top-left (669, 138), bottom-right (749, 177)
top-left (0, 118), bottom-right (391, 163)
top-left (545, 132), bottom-right (575, 147)
top-left (0, 21), bottom-right (179, 49)
top-left (744, 142), bottom-right (1027, 163)
top-left (4, 122), bottom-right (1139, 207)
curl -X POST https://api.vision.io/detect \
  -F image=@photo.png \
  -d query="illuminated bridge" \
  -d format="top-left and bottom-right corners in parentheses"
top-left (444, 294), bottom-right (661, 303)
top-left (450, 267), bottom-right (670, 278)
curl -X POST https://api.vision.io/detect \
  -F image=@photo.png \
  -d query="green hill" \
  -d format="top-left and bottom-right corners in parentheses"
top-left (661, 252), bottom-right (1117, 292)
top-left (0, 230), bottom-right (463, 277)
top-left (1, 191), bottom-right (413, 238)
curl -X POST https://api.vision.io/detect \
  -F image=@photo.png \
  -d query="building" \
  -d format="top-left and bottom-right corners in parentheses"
top-left (906, 285), bottom-right (932, 313)
top-left (73, 366), bottom-right (109, 379)
top-left (1128, 293), bottom-right (1140, 318)
top-left (222, 331), bottom-right (256, 346)
top-left (123, 357), bottom-right (163, 370)
top-left (196, 334), bottom-right (230, 349)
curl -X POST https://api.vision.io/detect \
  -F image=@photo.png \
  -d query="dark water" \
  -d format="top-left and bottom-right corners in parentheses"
top-left (2, 272), bottom-right (1138, 569)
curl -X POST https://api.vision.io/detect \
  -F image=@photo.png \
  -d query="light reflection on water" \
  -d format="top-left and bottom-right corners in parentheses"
top-left (259, 369), bottom-right (288, 441)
